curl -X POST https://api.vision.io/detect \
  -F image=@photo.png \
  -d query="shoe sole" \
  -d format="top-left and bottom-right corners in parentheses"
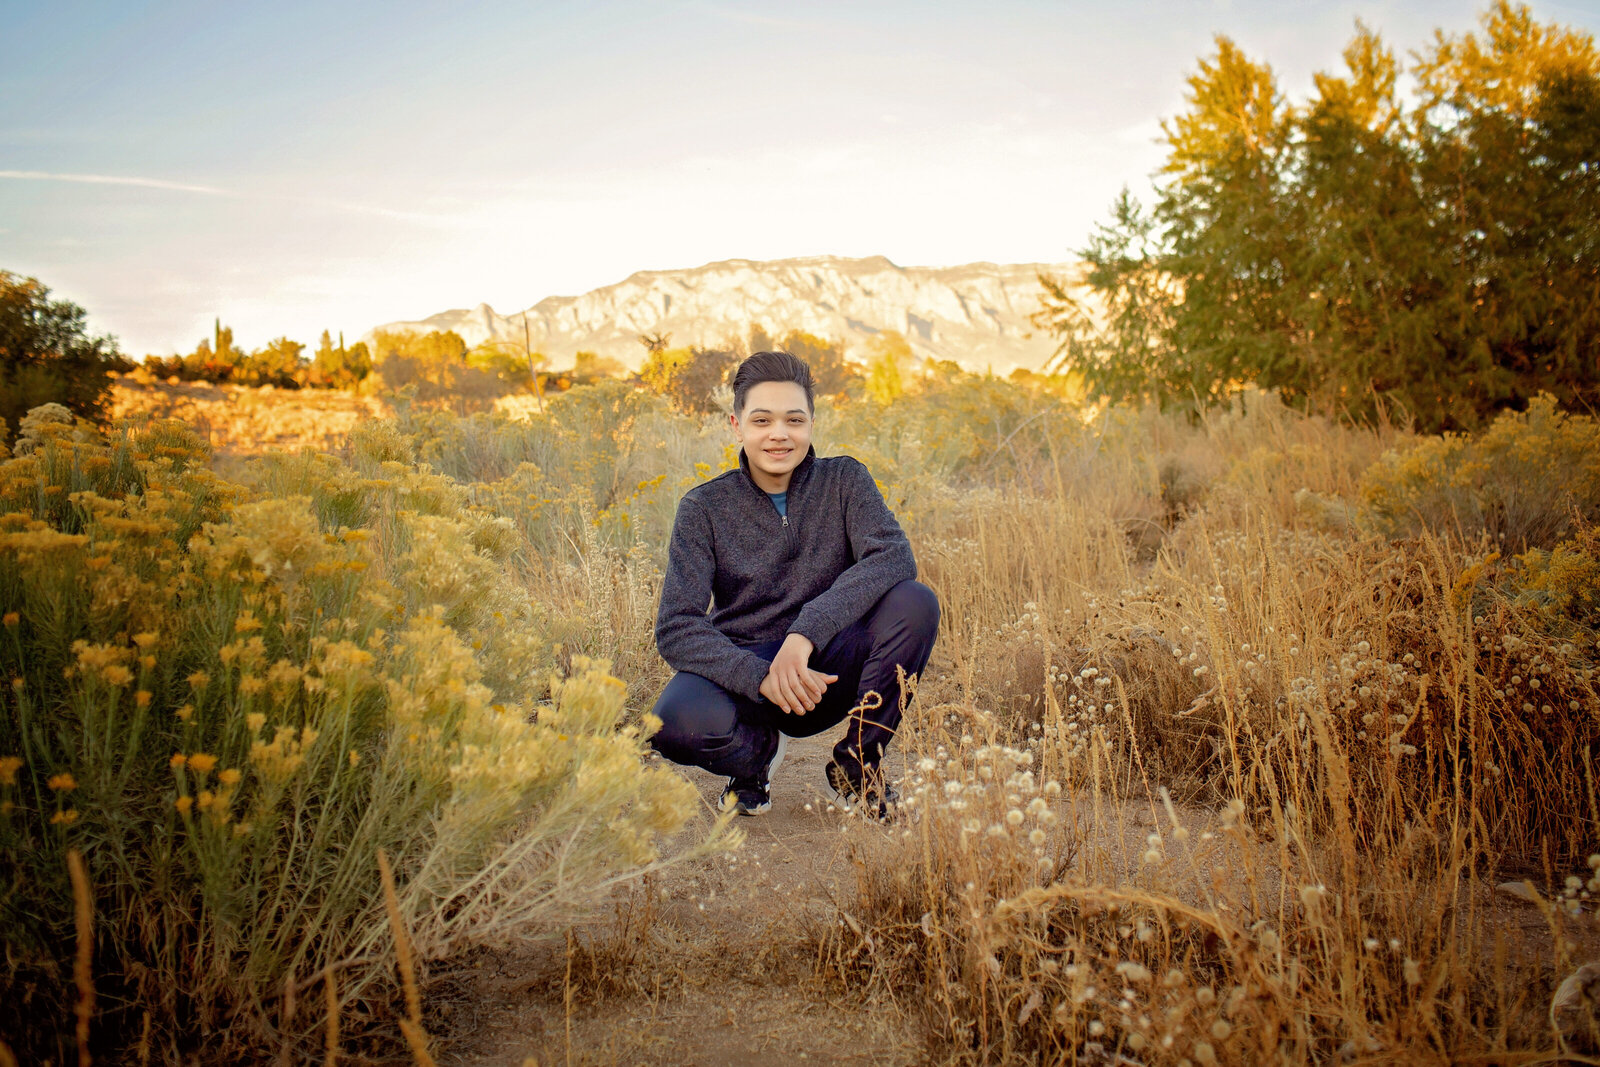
top-left (719, 791), bottom-right (772, 816)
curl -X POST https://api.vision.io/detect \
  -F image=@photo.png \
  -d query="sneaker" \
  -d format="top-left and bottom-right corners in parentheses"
top-left (718, 779), bottom-right (771, 816)
top-left (825, 759), bottom-right (900, 821)
top-left (719, 732), bottom-right (787, 817)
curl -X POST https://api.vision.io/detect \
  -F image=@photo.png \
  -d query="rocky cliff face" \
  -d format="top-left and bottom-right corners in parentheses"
top-left (372, 255), bottom-right (1083, 374)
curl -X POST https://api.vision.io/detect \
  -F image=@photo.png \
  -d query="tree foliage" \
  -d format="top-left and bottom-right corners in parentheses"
top-left (370, 329), bottom-right (520, 409)
top-left (0, 271), bottom-right (124, 446)
top-left (746, 326), bottom-right (860, 397)
top-left (639, 344), bottom-right (737, 415)
top-left (145, 320), bottom-right (312, 388)
top-left (569, 350), bottom-right (627, 385)
top-left (309, 331), bottom-right (372, 388)
top-left (862, 330), bottom-right (915, 405)
top-left (1039, 2), bottom-right (1600, 430)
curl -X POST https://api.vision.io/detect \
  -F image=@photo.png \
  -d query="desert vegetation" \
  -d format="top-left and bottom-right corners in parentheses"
top-left (4, 364), bottom-right (1598, 1062)
top-left (0, 398), bottom-right (721, 1061)
top-left (4, 3), bottom-right (1599, 1063)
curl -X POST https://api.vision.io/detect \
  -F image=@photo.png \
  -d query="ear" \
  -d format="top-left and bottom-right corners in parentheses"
top-left (727, 412), bottom-right (740, 436)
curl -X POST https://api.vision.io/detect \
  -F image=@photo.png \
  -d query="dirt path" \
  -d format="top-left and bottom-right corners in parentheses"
top-left (436, 728), bottom-right (1598, 1066)
top-left (446, 733), bottom-right (924, 1066)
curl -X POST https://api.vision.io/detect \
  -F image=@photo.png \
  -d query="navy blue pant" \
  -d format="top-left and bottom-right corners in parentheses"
top-left (650, 580), bottom-right (940, 782)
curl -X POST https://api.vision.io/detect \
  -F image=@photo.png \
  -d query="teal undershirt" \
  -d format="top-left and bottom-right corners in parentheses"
top-left (767, 491), bottom-right (787, 517)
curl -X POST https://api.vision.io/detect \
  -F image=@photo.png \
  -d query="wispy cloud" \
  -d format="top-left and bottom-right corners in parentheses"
top-left (0, 169), bottom-right (450, 225)
top-left (0, 170), bottom-right (233, 196)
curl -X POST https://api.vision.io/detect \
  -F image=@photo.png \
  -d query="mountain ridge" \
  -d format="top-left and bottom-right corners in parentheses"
top-left (371, 255), bottom-right (1085, 374)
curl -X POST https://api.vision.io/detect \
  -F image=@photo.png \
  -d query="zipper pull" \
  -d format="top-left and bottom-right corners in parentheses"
top-left (782, 515), bottom-right (789, 527)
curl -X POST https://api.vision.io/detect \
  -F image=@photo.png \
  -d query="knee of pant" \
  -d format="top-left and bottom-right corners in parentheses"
top-left (649, 698), bottom-right (731, 757)
top-left (886, 579), bottom-right (940, 639)
top-left (646, 711), bottom-right (689, 759)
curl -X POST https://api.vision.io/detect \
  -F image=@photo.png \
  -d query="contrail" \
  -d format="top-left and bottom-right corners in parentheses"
top-left (0, 170), bottom-right (231, 195)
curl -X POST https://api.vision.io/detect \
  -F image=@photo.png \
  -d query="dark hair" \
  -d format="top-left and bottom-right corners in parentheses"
top-left (732, 351), bottom-right (815, 414)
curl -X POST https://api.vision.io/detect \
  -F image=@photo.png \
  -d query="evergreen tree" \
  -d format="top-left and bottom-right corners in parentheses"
top-left (241, 337), bottom-right (306, 387)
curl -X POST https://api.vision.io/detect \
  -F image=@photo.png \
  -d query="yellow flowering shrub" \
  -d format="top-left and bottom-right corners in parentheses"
top-left (1513, 523), bottom-right (1600, 632)
top-left (0, 405), bottom-right (706, 1061)
top-left (1362, 395), bottom-right (1600, 550)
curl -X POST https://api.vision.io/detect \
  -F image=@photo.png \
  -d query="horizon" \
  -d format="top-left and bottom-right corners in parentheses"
top-left (5, 0), bottom-right (1598, 357)
top-left (400, 252), bottom-right (1078, 321)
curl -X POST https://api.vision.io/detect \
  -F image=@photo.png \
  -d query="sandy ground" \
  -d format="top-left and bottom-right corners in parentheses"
top-left (434, 733), bottom-right (1600, 1067)
top-left (444, 732), bottom-right (925, 1067)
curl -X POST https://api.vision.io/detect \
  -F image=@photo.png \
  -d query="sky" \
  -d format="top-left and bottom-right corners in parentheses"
top-left (4, 0), bottom-right (1598, 357)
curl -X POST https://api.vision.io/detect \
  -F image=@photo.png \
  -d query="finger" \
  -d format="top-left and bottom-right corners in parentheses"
top-left (807, 669), bottom-right (837, 693)
top-left (785, 667), bottom-right (819, 709)
top-left (780, 676), bottom-right (809, 714)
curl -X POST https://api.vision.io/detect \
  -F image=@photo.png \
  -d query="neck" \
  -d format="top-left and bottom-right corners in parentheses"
top-left (749, 467), bottom-right (791, 494)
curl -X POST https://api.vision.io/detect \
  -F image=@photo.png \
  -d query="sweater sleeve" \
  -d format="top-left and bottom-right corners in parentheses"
top-left (655, 495), bottom-right (773, 701)
top-left (787, 458), bottom-right (918, 650)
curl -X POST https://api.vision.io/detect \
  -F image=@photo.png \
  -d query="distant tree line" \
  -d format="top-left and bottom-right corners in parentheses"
top-left (143, 323), bottom-right (545, 412)
top-left (3, 264), bottom-right (1000, 444)
top-left (139, 322), bottom-right (367, 389)
top-left (1038, 1), bottom-right (1600, 431)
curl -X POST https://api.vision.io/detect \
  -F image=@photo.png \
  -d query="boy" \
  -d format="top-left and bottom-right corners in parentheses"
top-left (650, 350), bottom-right (940, 818)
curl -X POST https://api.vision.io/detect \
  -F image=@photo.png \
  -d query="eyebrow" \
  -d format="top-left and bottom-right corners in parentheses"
top-left (747, 408), bottom-right (810, 416)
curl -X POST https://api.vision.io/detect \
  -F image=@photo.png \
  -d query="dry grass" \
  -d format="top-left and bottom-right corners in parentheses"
top-left (508, 381), bottom-right (1600, 1064)
top-left (9, 376), bottom-right (1600, 1063)
top-left (110, 371), bottom-right (390, 457)
top-left (802, 408), bottom-right (1600, 1062)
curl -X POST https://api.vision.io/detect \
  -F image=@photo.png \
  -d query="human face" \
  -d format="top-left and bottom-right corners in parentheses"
top-left (731, 380), bottom-right (813, 493)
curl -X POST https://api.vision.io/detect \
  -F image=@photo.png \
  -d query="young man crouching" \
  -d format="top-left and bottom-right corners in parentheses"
top-left (650, 351), bottom-right (939, 818)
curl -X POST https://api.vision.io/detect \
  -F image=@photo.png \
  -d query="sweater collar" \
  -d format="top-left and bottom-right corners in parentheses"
top-left (737, 445), bottom-right (816, 496)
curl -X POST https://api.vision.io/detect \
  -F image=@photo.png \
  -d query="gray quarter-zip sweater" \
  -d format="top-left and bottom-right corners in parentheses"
top-left (655, 446), bottom-right (918, 701)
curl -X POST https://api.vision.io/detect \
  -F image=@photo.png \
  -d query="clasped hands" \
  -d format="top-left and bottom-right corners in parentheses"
top-left (759, 633), bottom-right (838, 715)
